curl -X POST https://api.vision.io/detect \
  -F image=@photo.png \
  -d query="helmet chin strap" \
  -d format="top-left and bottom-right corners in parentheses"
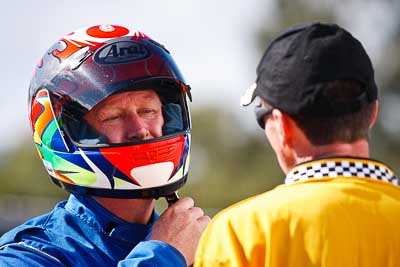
top-left (165, 191), bottom-right (180, 207)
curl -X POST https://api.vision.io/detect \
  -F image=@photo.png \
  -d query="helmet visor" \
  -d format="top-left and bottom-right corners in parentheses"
top-left (62, 79), bottom-right (190, 147)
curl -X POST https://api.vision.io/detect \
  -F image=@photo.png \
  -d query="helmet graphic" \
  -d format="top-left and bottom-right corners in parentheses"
top-left (29, 24), bottom-right (192, 198)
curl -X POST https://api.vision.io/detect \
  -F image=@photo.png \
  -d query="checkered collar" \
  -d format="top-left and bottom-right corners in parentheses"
top-left (285, 157), bottom-right (398, 186)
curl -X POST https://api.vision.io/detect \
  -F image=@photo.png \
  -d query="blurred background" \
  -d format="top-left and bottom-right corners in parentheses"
top-left (1, 0), bottom-right (400, 234)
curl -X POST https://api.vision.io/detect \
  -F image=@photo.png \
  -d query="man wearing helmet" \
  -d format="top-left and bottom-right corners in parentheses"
top-left (0, 24), bottom-right (210, 266)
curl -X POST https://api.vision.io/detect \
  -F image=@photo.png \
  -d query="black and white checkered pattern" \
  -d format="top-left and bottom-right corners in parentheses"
top-left (285, 158), bottom-right (398, 186)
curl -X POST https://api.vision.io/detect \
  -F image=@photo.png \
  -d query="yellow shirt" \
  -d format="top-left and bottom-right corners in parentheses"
top-left (195, 158), bottom-right (400, 267)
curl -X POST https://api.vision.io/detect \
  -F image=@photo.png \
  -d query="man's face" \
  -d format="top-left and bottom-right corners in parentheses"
top-left (84, 90), bottom-right (164, 144)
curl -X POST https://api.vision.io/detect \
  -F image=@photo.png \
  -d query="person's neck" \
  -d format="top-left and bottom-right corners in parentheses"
top-left (93, 196), bottom-right (155, 224)
top-left (295, 139), bottom-right (370, 167)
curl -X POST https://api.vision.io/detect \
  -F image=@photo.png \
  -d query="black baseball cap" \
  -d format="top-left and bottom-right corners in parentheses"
top-left (240, 22), bottom-right (378, 117)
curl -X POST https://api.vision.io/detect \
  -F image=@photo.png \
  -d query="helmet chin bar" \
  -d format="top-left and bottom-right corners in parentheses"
top-left (51, 174), bottom-right (188, 199)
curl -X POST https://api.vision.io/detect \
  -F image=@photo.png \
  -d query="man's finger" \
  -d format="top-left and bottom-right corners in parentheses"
top-left (171, 196), bottom-right (194, 210)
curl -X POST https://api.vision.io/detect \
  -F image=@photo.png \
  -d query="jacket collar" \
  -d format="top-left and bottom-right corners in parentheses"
top-left (64, 194), bottom-right (158, 244)
top-left (285, 157), bottom-right (398, 186)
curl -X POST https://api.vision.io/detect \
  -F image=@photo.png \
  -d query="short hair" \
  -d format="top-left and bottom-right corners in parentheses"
top-left (290, 80), bottom-right (375, 146)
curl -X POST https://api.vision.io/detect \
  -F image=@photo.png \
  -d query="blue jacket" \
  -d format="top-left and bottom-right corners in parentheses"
top-left (0, 194), bottom-right (186, 266)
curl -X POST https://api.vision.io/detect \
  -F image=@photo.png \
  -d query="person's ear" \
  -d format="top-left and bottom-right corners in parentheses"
top-left (271, 109), bottom-right (294, 148)
top-left (269, 109), bottom-right (293, 147)
top-left (369, 100), bottom-right (379, 128)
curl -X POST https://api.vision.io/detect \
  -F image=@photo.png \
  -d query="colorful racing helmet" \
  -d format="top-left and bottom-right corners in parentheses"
top-left (29, 24), bottom-right (192, 198)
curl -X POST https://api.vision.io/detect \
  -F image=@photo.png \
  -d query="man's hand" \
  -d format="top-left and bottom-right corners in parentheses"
top-left (149, 197), bottom-right (211, 266)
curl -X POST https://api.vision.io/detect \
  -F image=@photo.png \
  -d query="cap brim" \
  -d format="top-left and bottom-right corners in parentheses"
top-left (240, 82), bottom-right (257, 106)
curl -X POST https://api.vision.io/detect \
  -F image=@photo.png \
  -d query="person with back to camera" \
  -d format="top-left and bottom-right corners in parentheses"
top-left (195, 22), bottom-right (400, 267)
top-left (0, 24), bottom-right (210, 266)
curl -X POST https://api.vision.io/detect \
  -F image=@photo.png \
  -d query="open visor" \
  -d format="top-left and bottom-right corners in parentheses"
top-left (61, 78), bottom-right (191, 147)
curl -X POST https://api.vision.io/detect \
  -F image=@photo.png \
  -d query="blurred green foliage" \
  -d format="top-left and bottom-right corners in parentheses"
top-left (181, 108), bottom-right (283, 215)
top-left (0, 142), bottom-right (66, 198)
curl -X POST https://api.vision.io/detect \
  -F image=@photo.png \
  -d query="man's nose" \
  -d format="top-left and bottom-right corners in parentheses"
top-left (125, 113), bottom-right (150, 141)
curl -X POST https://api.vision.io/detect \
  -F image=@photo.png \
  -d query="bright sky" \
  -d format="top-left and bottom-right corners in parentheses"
top-left (0, 0), bottom-right (272, 151)
top-left (0, 0), bottom-right (396, 151)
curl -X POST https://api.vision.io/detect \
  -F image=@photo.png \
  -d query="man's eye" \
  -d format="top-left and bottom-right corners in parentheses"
top-left (139, 109), bottom-right (156, 115)
top-left (101, 114), bottom-right (122, 122)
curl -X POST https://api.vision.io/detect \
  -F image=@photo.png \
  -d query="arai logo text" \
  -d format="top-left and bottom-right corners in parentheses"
top-left (94, 41), bottom-right (151, 64)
